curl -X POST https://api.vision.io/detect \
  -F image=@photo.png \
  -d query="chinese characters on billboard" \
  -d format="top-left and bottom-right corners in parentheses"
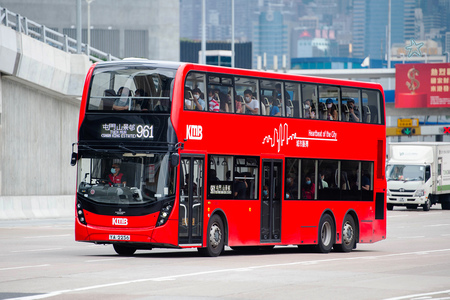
top-left (395, 63), bottom-right (450, 108)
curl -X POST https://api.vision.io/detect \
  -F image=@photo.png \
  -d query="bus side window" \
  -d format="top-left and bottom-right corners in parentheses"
top-left (300, 159), bottom-right (316, 200)
top-left (362, 89), bottom-right (382, 124)
top-left (319, 85), bottom-right (340, 121)
top-left (301, 84), bottom-right (317, 119)
top-left (235, 77), bottom-right (259, 115)
top-left (341, 87), bottom-right (361, 122)
top-left (185, 72), bottom-right (206, 111)
top-left (234, 156), bottom-right (259, 200)
top-left (285, 82), bottom-right (301, 118)
top-left (318, 160), bottom-right (339, 200)
top-left (285, 158), bottom-right (300, 200)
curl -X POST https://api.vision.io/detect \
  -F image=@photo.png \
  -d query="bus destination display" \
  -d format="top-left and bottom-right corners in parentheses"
top-left (101, 123), bottom-right (154, 139)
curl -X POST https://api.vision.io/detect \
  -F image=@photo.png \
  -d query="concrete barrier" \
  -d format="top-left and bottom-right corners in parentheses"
top-left (0, 195), bottom-right (74, 220)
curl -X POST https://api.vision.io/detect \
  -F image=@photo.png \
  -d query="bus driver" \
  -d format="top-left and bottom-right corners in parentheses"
top-left (109, 163), bottom-right (127, 186)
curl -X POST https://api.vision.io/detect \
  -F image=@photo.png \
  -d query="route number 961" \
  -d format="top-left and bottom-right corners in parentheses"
top-left (136, 125), bottom-right (154, 139)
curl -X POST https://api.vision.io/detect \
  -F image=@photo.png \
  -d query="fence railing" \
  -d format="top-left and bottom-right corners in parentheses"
top-left (0, 6), bottom-right (120, 62)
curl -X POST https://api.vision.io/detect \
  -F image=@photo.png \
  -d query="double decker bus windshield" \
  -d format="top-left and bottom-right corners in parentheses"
top-left (77, 152), bottom-right (177, 204)
top-left (87, 65), bottom-right (176, 112)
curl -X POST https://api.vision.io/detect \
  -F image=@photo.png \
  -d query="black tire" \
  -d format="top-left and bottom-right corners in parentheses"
top-left (113, 244), bottom-right (137, 256)
top-left (334, 215), bottom-right (356, 252)
top-left (199, 214), bottom-right (225, 257)
top-left (387, 204), bottom-right (394, 211)
top-left (317, 214), bottom-right (335, 253)
top-left (423, 198), bottom-right (431, 211)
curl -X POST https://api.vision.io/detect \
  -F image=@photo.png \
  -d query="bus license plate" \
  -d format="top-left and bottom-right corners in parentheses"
top-left (399, 198), bottom-right (405, 202)
top-left (109, 234), bottom-right (130, 241)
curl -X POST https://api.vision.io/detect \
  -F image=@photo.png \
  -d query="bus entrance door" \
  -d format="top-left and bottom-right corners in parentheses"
top-left (261, 160), bottom-right (282, 243)
top-left (179, 156), bottom-right (204, 246)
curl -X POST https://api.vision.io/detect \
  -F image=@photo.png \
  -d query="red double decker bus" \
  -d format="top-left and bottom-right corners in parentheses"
top-left (73, 60), bottom-right (386, 256)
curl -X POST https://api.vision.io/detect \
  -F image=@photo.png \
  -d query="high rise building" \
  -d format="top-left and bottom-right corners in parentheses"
top-left (180, 0), bottom-right (258, 42)
top-left (352, 0), bottom-right (416, 59)
top-left (252, 10), bottom-right (288, 69)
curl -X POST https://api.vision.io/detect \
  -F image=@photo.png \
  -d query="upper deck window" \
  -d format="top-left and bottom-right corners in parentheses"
top-left (88, 66), bottom-right (176, 113)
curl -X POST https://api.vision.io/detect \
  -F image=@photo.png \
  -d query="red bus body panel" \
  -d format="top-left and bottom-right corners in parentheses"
top-left (76, 62), bottom-right (386, 250)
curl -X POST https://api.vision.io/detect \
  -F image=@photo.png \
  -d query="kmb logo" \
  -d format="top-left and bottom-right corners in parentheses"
top-left (186, 125), bottom-right (203, 140)
top-left (112, 218), bottom-right (128, 225)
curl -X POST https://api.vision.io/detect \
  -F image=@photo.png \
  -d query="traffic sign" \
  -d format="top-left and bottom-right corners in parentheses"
top-left (397, 118), bottom-right (419, 128)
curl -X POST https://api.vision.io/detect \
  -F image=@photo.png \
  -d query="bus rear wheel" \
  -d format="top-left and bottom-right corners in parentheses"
top-left (199, 214), bottom-right (225, 257)
top-left (113, 244), bottom-right (137, 256)
top-left (317, 214), bottom-right (335, 253)
top-left (334, 215), bottom-right (356, 252)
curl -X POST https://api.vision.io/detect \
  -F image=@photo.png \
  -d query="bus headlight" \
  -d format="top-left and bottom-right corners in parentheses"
top-left (77, 200), bottom-right (87, 225)
top-left (156, 202), bottom-right (174, 227)
top-left (414, 189), bottom-right (425, 197)
top-left (387, 190), bottom-right (391, 197)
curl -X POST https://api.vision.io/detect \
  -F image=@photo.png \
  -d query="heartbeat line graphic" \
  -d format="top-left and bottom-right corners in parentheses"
top-left (262, 123), bottom-right (337, 153)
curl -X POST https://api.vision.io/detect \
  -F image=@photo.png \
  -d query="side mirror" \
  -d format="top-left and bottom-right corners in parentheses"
top-left (170, 153), bottom-right (179, 167)
top-left (70, 152), bottom-right (78, 166)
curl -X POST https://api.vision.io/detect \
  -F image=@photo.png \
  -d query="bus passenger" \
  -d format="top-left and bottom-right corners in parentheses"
top-left (326, 98), bottom-right (338, 121)
top-left (268, 97), bottom-right (281, 116)
top-left (303, 99), bottom-right (316, 119)
top-left (134, 89), bottom-right (148, 111)
top-left (233, 173), bottom-right (247, 199)
top-left (113, 87), bottom-right (132, 111)
top-left (184, 87), bottom-right (193, 109)
top-left (347, 99), bottom-right (360, 122)
top-left (262, 185), bottom-right (269, 199)
top-left (275, 83), bottom-right (291, 116)
top-left (285, 173), bottom-right (298, 199)
top-left (301, 176), bottom-right (315, 199)
top-left (361, 169), bottom-right (370, 191)
top-left (192, 88), bottom-right (206, 111)
top-left (319, 174), bottom-right (328, 189)
top-left (109, 163), bottom-right (127, 186)
top-left (208, 90), bottom-right (220, 112)
top-left (243, 89), bottom-right (259, 115)
top-left (235, 95), bottom-right (244, 113)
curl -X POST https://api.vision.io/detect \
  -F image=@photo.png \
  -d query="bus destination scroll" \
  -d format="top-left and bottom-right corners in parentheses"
top-left (101, 123), bottom-right (154, 139)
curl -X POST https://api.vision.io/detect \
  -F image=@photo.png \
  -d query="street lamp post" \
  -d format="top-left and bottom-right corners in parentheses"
top-left (86, 0), bottom-right (94, 57)
top-left (445, 52), bottom-right (450, 63)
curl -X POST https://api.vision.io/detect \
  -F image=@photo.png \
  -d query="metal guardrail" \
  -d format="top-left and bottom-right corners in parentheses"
top-left (0, 6), bottom-right (120, 62)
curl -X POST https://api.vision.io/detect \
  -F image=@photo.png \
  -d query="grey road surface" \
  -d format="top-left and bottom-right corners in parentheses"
top-left (1, 205), bottom-right (449, 300)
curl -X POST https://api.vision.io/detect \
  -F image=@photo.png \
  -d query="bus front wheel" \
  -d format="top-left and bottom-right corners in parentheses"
top-left (113, 244), bottom-right (137, 256)
top-left (317, 214), bottom-right (335, 253)
top-left (199, 214), bottom-right (225, 257)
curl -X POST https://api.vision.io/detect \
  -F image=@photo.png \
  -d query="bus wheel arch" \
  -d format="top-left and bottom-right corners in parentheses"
top-left (334, 210), bottom-right (358, 252)
top-left (317, 210), bottom-right (336, 253)
top-left (199, 210), bottom-right (228, 257)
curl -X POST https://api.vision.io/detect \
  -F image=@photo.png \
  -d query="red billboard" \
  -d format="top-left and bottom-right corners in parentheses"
top-left (395, 63), bottom-right (450, 108)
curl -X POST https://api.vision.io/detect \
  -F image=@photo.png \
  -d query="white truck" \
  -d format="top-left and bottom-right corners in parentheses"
top-left (386, 142), bottom-right (450, 211)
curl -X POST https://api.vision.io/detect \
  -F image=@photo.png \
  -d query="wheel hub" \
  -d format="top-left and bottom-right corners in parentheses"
top-left (209, 224), bottom-right (221, 248)
top-left (342, 222), bottom-right (354, 245)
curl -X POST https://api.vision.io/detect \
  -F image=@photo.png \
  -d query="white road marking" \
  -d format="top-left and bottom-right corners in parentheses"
top-left (11, 248), bottom-right (63, 253)
top-left (85, 257), bottom-right (134, 263)
top-left (23, 234), bottom-right (71, 239)
top-left (0, 264), bottom-right (50, 271)
top-left (383, 289), bottom-right (450, 300)
top-left (6, 248), bottom-right (450, 300)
